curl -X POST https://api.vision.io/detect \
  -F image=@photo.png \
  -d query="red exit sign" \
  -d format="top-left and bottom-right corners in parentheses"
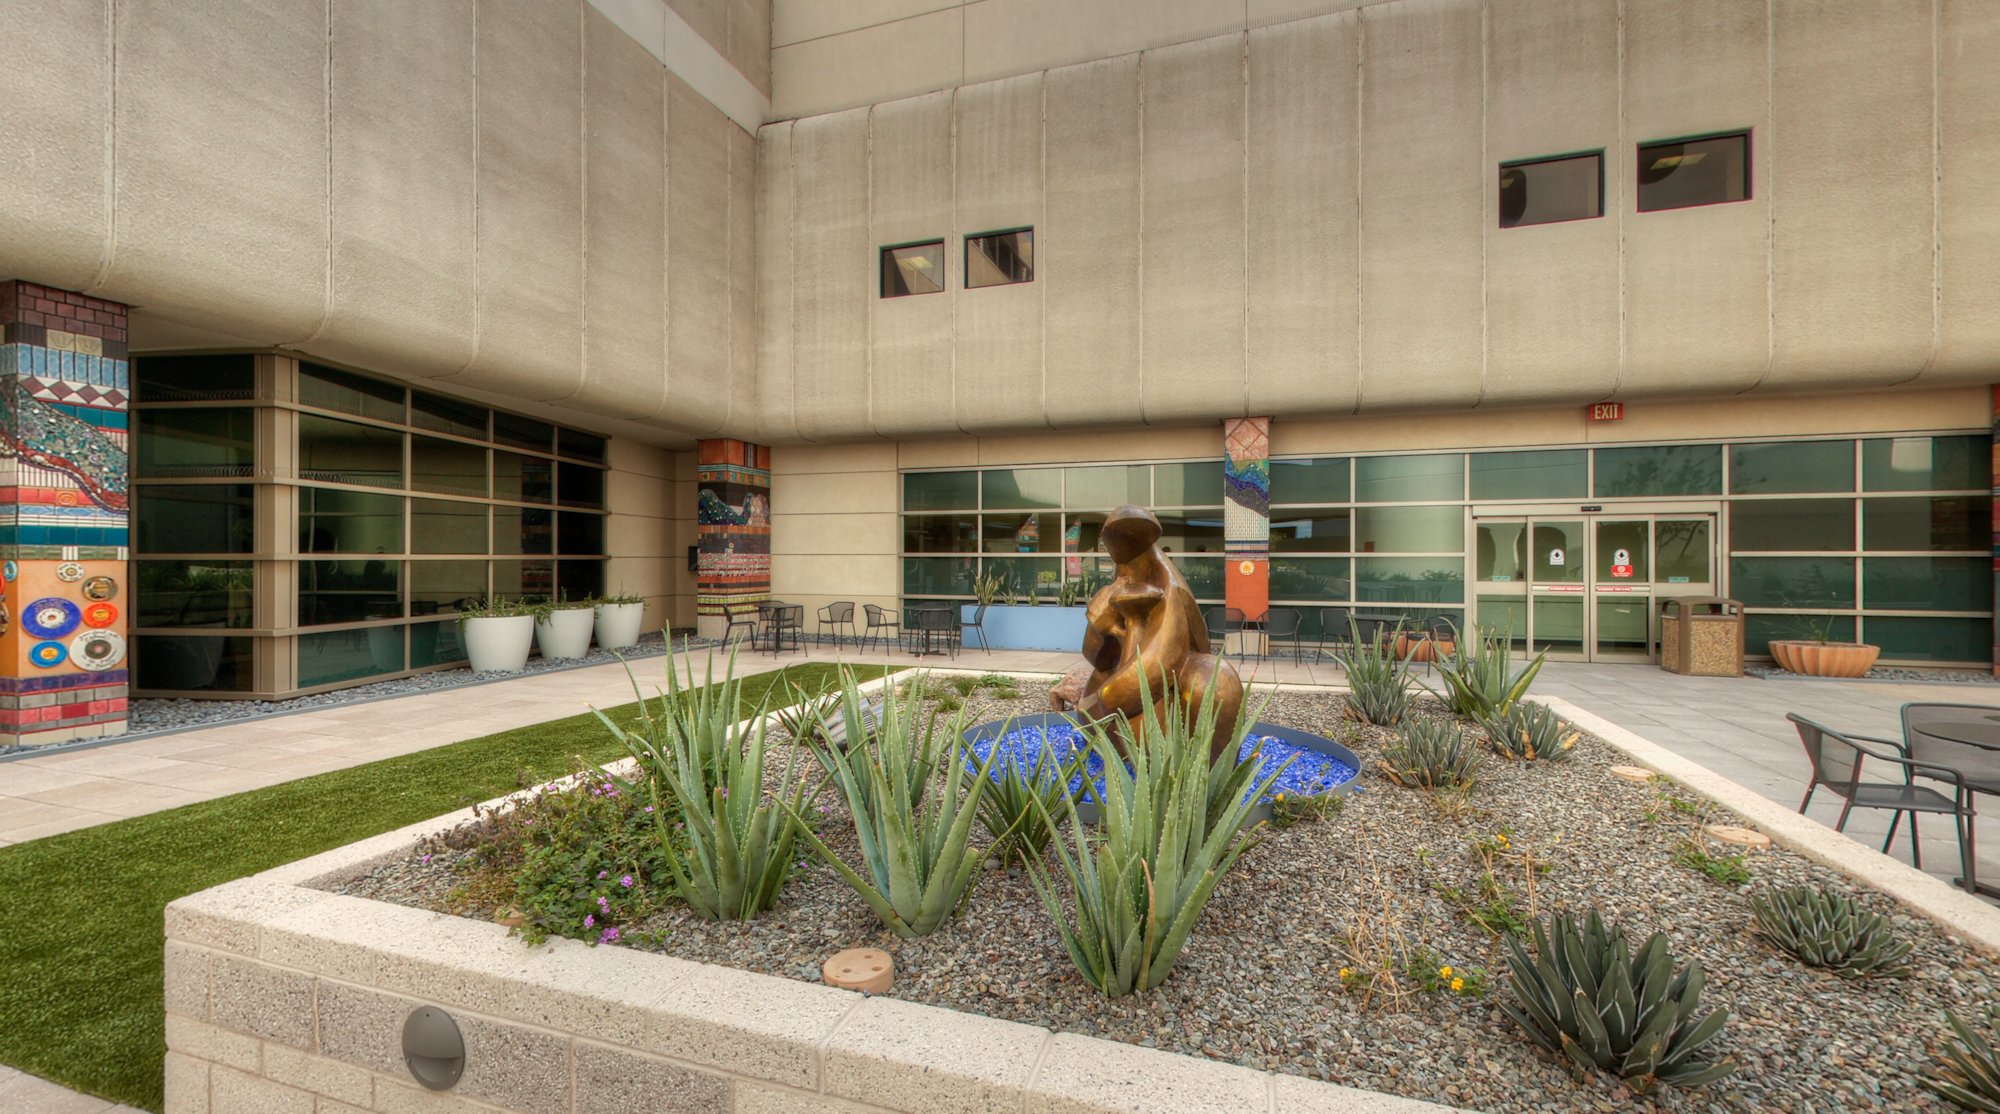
top-left (1589, 402), bottom-right (1624, 422)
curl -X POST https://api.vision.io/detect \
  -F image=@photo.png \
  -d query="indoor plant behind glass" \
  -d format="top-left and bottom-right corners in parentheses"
top-left (592, 590), bottom-right (647, 651)
top-left (459, 597), bottom-right (535, 673)
top-left (533, 592), bottom-right (596, 660)
top-left (1766, 610), bottom-right (1879, 678)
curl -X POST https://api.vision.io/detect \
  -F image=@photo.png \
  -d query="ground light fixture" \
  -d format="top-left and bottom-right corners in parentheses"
top-left (402, 1005), bottom-right (465, 1091)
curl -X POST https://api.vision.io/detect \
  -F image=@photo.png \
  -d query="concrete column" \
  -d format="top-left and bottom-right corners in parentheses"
top-left (1991, 385), bottom-right (1998, 678)
top-left (1223, 417), bottom-right (1271, 624)
top-left (0, 280), bottom-right (131, 747)
top-left (694, 438), bottom-right (770, 639)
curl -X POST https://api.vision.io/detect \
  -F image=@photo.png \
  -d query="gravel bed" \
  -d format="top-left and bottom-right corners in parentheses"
top-left (335, 683), bottom-right (1996, 1112)
top-left (1748, 664), bottom-right (2000, 686)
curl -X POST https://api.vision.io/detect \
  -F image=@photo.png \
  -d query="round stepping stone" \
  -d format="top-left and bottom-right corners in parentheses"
top-left (823, 947), bottom-right (894, 993)
top-left (1704, 824), bottom-right (1772, 849)
top-left (493, 907), bottom-right (524, 929)
top-left (1608, 765), bottom-right (1656, 783)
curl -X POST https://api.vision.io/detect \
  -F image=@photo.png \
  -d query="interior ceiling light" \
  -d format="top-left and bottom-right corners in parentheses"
top-left (1649, 152), bottom-right (1706, 171)
top-left (1499, 175), bottom-right (1518, 188)
top-left (899, 256), bottom-right (932, 271)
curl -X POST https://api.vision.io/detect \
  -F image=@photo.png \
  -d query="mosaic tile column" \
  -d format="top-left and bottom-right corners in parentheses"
top-left (0, 281), bottom-right (130, 746)
top-left (1224, 416), bottom-right (1271, 621)
top-left (695, 438), bottom-right (770, 637)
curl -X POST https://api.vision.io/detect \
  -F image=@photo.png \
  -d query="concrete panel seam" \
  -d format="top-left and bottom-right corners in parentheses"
top-left (1241, 30), bottom-right (1251, 415)
top-left (1353, 10), bottom-right (1365, 412)
top-left (1907, 0), bottom-right (1943, 387)
top-left (1137, 48), bottom-right (1148, 425)
top-left (1613, 0), bottom-right (1627, 399)
top-left (1751, 0), bottom-right (1776, 394)
top-left (85, 0), bottom-right (117, 295)
top-left (1476, 0), bottom-right (1490, 409)
top-left (1021, 1028), bottom-right (1056, 1101)
top-left (456, 0), bottom-right (485, 380)
top-left (815, 994), bottom-right (866, 1095)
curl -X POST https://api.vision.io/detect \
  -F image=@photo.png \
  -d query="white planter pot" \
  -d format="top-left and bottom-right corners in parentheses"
top-left (464, 614), bottom-right (533, 673)
top-left (535, 606), bottom-right (596, 660)
top-left (594, 602), bottom-right (645, 650)
top-left (366, 625), bottom-right (405, 672)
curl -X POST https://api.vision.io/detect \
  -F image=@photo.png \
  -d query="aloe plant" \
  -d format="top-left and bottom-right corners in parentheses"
top-left (1928, 1006), bottom-right (2000, 1112)
top-left (1426, 623), bottom-right (1546, 720)
top-left (1336, 617), bottom-right (1413, 726)
top-left (1500, 911), bottom-right (1734, 1093)
top-left (1750, 886), bottom-right (1912, 977)
top-left (595, 650), bottom-right (807, 920)
top-left (972, 732), bottom-right (1081, 861)
top-left (1380, 716), bottom-right (1481, 790)
top-left (1476, 700), bottom-right (1578, 762)
top-left (784, 670), bottom-right (997, 937)
top-left (1027, 675), bottom-right (1283, 995)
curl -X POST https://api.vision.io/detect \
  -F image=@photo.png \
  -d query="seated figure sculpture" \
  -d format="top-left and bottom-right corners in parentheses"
top-left (1055, 504), bottom-right (1244, 759)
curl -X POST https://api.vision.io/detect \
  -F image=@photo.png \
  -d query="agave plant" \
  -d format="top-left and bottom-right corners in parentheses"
top-left (1928, 1006), bottom-right (2000, 1112)
top-left (1427, 623), bottom-right (1546, 720)
top-left (771, 684), bottom-right (844, 749)
top-left (1477, 700), bottom-right (1578, 762)
top-left (972, 733), bottom-right (1081, 861)
top-left (1500, 911), bottom-right (1734, 1093)
top-left (1027, 675), bottom-right (1284, 996)
top-left (784, 670), bottom-right (997, 937)
top-left (1336, 618), bottom-right (1413, 727)
top-left (595, 650), bottom-right (808, 921)
top-left (1379, 716), bottom-right (1481, 790)
top-left (1749, 886), bottom-right (1912, 977)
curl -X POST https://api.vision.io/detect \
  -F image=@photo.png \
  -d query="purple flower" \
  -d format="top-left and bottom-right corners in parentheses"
top-left (644, 805), bottom-right (654, 814)
top-left (600, 927), bottom-right (620, 944)
top-left (597, 870), bottom-right (608, 880)
top-left (584, 914), bottom-right (596, 928)
top-left (620, 875), bottom-right (634, 889)
top-left (597, 896), bottom-right (611, 913)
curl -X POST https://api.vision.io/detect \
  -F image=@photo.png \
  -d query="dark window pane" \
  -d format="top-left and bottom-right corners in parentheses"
top-left (135, 485), bottom-right (253, 554)
top-left (493, 558), bottom-right (554, 600)
top-left (299, 415), bottom-right (402, 488)
top-left (1270, 509), bottom-right (1352, 552)
top-left (410, 559), bottom-right (486, 616)
top-left (982, 556), bottom-right (1061, 600)
top-left (1177, 556), bottom-right (1226, 600)
top-left (557, 512), bottom-right (605, 555)
top-left (1729, 499), bottom-right (1854, 551)
top-left (981, 469), bottom-right (1061, 510)
top-left (135, 354), bottom-right (254, 402)
top-left (904, 471), bottom-right (977, 511)
top-left (557, 463), bottom-right (605, 509)
top-left (1730, 441), bottom-right (1853, 494)
top-left (1498, 153), bottom-right (1602, 228)
top-left (1728, 556), bottom-right (1855, 608)
top-left (135, 409), bottom-right (255, 478)
top-left (493, 411), bottom-right (553, 453)
top-left (1355, 454), bottom-right (1462, 502)
top-left (492, 452), bottom-right (552, 503)
top-left (902, 556), bottom-right (975, 596)
top-left (133, 634), bottom-right (253, 691)
top-left (966, 229), bottom-right (1033, 288)
top-left (1157, 511), bottom-right (1225, 555)
top-left (1594, 444), bottom-right (1723, 497)
top-left (299, 362), bottom-right (404, 422)
top-left (412, 498), bottom-right (486, 554)
top-left (1861, 435), bottom-right (1987, 492)
top-left (299, 558), bottom-right (402, 625)
top-left (494, 506), bottom-right (553, 554)
top-left (1271, 557), bottom-right (1351, 601)
top-left (1747, 612), bottom-right (1856, 653)
top-left (1862, 496), bottom-right (1985, 551)
top-left (1864, 556), bottom-right (1992, 612)
top-left (300, 488), bottom-right (402, 554)
top-left (982, 512), bottom-right (1061, 553)
top-left (1470, 450), bottom-right (1586, 500)
top-left (903, 513), bottom-right (978, 553)
top-left (1637, 132), bottom-right (1750, 212)
top-left (1866, 616), bottom-right (1991, 664)
top-left (881, 241), bottom-right (944, 297)
top-left (409, 619), bottom-right (467, 668)
top-left (135, 560), bottom-right (252, 628)
top-left (557, 559), bottom-right (605, 601)
top-left (411, 436), bottom-right (486, 497)
top-left (412, 391), bottom-right (487, 439)
top-left (1271, 458), bottom-right (1350, 505)
top-left (557, 427), bottom-right (607, 463)
top-left (1355, 557), bottom-right (1464, 604)
top-left (298, 628), bottom-right (403, 687)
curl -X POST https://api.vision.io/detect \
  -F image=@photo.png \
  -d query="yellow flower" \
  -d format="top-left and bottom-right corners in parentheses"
top-left (1275, 793), bottom-right (1285, 802)
top-left (1496, 833), bottom-right (1509, 845)
top-left (1339, 967), bottom-right (1352, 979)
top-left (1439, 965), bottom-right (1452, 977)
top-left (1451, 977), bottom-right (1465, 992)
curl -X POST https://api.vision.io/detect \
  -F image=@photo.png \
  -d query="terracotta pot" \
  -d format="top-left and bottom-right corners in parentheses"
top-left (1394, 634), bottom-right (1454, 663)
top-left (1767, 640), bottom-right (1880, 678)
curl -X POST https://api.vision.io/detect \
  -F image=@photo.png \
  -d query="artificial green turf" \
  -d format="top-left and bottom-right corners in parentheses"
top-left (0, 661), bottom-right (891, 1112)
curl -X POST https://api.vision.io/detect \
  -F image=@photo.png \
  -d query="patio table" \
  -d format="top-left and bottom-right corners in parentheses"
top-left (1900, 705), bottom-right (2000, 898)
top-left (903, 604), bottom-right (956, 658)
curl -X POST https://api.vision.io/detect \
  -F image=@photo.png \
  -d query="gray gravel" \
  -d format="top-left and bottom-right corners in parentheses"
top-left (336, 683), bottom-right (1996, 1112)
top-left (1749, 664), bottom-right (2000, 686)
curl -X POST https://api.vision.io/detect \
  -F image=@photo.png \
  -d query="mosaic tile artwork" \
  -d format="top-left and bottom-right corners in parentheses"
top-left (695, 438), bottom-right (771, 618)
top-left (1223, 415), bottom-right (1271, 620)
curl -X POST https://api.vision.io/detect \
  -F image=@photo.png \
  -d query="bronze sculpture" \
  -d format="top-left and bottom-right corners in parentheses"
top-left (1050, 504), bottom-right (1244, 759)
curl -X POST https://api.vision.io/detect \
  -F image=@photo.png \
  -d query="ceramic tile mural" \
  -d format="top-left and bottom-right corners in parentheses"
top-left (695, 438), bottom-right (771, 618)
top-left (1224, 416), bottom-right (1271, 620)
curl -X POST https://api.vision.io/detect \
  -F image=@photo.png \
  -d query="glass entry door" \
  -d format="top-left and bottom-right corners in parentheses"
top-left (1472, 510), bottom-right (1716, 661)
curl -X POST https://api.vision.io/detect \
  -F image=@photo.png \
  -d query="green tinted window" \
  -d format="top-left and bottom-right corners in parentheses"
top-left (135, 561), bottom-right (253, 628)
top-left (981, 469), bottom-right (1061, 510)
top-left (1729, 441), bottom-right (1854, 494)
top-left (298, 628), bottom-right (400, 688)
top-left (300, 488), bottom-right (402, 554)
top-left (1469, 450), bottom-right (1585, 500)
top-left (411, 436), bottom-right (486, 497)
top-left (903, 514), bottom-right (978, 553)
top-left (1594, 444), bottom-right (1723, 497)
top-left (983, 556), bottom-right (1062, 598)
top-left (1354, 557), bottom-right (1464, 603)
top-left (409, 620), bottom-right (467, 667)
top-left (299, 559), bottom-right (402, 625)
top-left (1862, 496), bottom-right (1985, 551)
top-left (1729, 499), bottom-right (1854, 551)
top-left (1746, 613), bottom-right (1856, 653)
top-left (904, 471), bottom-right (977, 511)
top-left (1271, 557), bottom-right (1351, 601)
top-left (492, 452), bottom-right (552, 503)
top-left (299, 415), bottom-right (403, 488)
top-left (1176, 556), bottom-right (1226, 600)
top-left (135, 409), bottom-right (256, 478)
top-left (982, 513), bottom-right (1061, 553)
top-left (300, 362), bottom-right (404, 422)
top-left (1271, 458), bottom-right (1350, 505)
top-left (413, 499), bottom-right (486, 554)
top-left (410, 559), bottom-right (486, 615)
top-left (1063, 465), bottom-right (1149, 509)
top-left (903, 556), bottom-right (976, 596)
top-left (134, 485), bottom-right (254, 554)
top-left (133, 634), bottom-right (253, 691)
top-left (1355, 506), bottom-right (1464, 553)
top-left (1355, 454), bottom-right (1462, 502)
top-left (1271, 509), bottom-right (1351, 552)
top-left (1863, 556), bottom-right (1992, 612)
top-left (135, 354), bottom-right (255, 402)
top-left (1728, 556), bottom-right (1855, 608)
top-left (1861, 435), bottom-right (1986, 492)
top-left (1865, 616), bottom-right (1991, 663)
top-left (1154, 462), bottom-right (1224, 506)
top-left (494, 506), bottom-right (552, 554)
top-left (1157, 511), bottom-right (1226, 554)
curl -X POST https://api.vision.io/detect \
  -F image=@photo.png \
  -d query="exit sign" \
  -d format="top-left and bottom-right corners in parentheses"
top-left (1589, 402), bottom-right (1624, 422)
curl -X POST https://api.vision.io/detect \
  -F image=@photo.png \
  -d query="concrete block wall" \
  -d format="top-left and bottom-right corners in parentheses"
top-left (605, 440), bottom-right (697, 634)
top-left (768, 443), bottom-right (900, 639)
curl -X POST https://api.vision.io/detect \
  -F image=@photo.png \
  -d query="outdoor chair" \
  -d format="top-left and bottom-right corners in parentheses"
top-left (816, 601), bottom-right (857, 648)
top-left (860, 603), bottom-right (900, 653)
top-left (904, 604), bottom-right (959, 658)
top-left (1203, 606), bottom-right (1245, 653)
top-left (1313, 606), bottom-right (1353, 663)
top-left (1263, 608), bottom-right (1304, 665)
top-left (1407, 616), bottom-right (1459, 675)
top-left (962, 600), bottom-right (991, 654)
top-left (756, 604), bottom-right (806, 658)
top-left (1786, 713), bottom-right (1976, 887)
top-left (721, 603), bottom-right (760, 647)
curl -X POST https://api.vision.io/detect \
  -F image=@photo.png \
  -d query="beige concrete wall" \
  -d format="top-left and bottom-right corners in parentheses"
top-left (0, 0), bottom-right (760, 445)
top-left (606, 441), bottom-right (698, 634)
top-left (768, 442), bottom-right (901, 638)
top-left (757, 0), bottom-right (2000, 442)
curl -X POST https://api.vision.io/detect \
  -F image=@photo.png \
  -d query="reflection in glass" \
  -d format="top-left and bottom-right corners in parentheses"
top-left (1271, 457), bottom-right (1350, 505)
top-left (1355, 557), bottom-right (1464, 603)
top-left (1654, 519), bottom-right (1712, 584)
top-left (1469, 450), bottom-right (1586, 500)
top-left (299, 559), bottom-right (401, 625)
top-left (1864, 616), bottom-right (1989, 664)
top-left (1863, 556), bottom-right (1991, 612)
top-left (1154, 462), bottom-right (1224, 506)
top-left (136, 561), bottom-right (253, 628)
top-left (1271, 557), bottom-right (1351, 601)
top-left (494, 506), bottom-right (553, 554)
top-left (1594, 444), bottom-right (1723, 497)
top-left (300, 363), bottom-right (404, 422)
top-left (494, 412), bottom-right (553, 453)
top-left (981, 513), bottom-right (1060, 553)
top-left (493, 452), bottom-right (553, 503)
top-left (135, 485), bottom-right (254, 554)
top-left (1499, 153), bottom-right (1603, 228)
top-left (1530, 521), bottom-right (1585, 583)
top-left (412, 391), bottom-right (487, 439)
top-left (902, 556), bottom-right (975, 596)
top-left (413, 499), bottom-right (487, 554)
top-left (1729, 499), bottom-right (1853, 551)
top-left (881, 241), bottom-right (945, 297)
top-left (299, 488), bottom-right (402, 554)
top-left (1728, 556), bottom-right (1854, 608)
top-left (903, 514), bottom-right (978, 553)
top-left (966, 229), bottom-right (1033, 288)
top-left (1270, 509), bottom-right (1351, 552)
top-left (1637, 133), bottom-right (1749, 212)
top-left (410, 619), bottom-right (467, 668)
top-left (1177, 556), bottom-right (1226, 601)
top-left (1156, 511), bottom-right (1225, 555)
top-left (134, 634), bottom-right (253, 691)
top-left (1356, 506), bottom-right (1463, 553)
top-left (981, 469), bottom-right (1061, 510)
top-left (1594, 520), bottom-right (1649, 583)
top-left (1063, 465), bottom-right (1149, 509)
top-left (1729, 441), bottom-right (1853, 494)
top-left (1532, 598), bottom-right (1584, 655)
top-left (412, 436), bottom-right (486, 496)
top-left (1355, 454), bottom-right (1462, 503)
top-left (984, 556), bottom-right (1062, 600)
top-left (1475, 521), bottom-right (1528, 582)
top-left (411, 560), bottom-right (487, 615)
top-left (492, 559), bottom-right (554, 600)
top-left (1861, 436), bottom-right (1985, 492)
top-left (1596, 599), bottom-right (1650, 654)
top-left (905, 471), bottom-right (978, 511)
top-left (1862, 497), bottom-right (1983, 552)
top-left (135, 409), bottom-right (256, 478)
top-left (1747, 613), bottom-right (1855, 653)
top-left (298, 628), bottom-right (402, 688)
top-left (299, 415), bottom-right (403, 488)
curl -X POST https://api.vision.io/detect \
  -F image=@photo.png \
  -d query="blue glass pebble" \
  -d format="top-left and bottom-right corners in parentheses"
top-left (963, 724), bottom-right (1356, 804)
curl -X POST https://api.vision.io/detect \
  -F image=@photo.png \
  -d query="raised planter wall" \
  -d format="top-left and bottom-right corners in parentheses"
top-left (961, 604), bottom-right (1087, 652)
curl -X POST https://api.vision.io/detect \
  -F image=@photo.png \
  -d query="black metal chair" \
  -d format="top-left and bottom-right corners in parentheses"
top-left (962, 601), bottom-right (991, 654)
top-left (905, 604), bottom-right (958, 658)
top-left (1203, 606), bottom-right (1245, 653)
top-left (860, 604), bottom-right (900, 653)
top-left (756, 603), bottom-right (806, 657)
top-left (1313, 606), bottom-right (1353, 663)
top-left (1787, 713), bottom-right (1976, 885)
top-left (721, 603), bottom-right (760, 647)
top-left (1263, 608), bottom-right (1304, 664)
top-left (1408, 615), bottom-right (1460, 675)
top-left (816, 601), bottom-right (856, 648)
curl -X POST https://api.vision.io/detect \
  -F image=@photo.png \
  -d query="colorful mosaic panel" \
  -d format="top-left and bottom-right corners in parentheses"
top-left (1224, 416), bottom-right (1271, 619)
top-left (696, 438), bottom-right (771, 617)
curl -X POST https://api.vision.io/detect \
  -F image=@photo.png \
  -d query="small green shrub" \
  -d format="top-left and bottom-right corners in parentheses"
top-left (1477, 700), bottom-right (1578, 762)
top-left (1425, 623), bottom-right (1546, 720)
top-left (1749, 885), bottom-right (1912, 977)
top-left (1380, 717), bottom-right (1481, 790)
top-left (1337, 618), bottom-right (1413, 726)
top-left (973, 738), bottom-right (1079, 861)
top-left (1673, 838), bottom-right (1752, 886)
top-left (1927, 1006), bottom-right (2000, 1113)
top-left (1401, 946), bottom-right (1490, 998)
top-left (1501, 911), bottom-right (1734, 1093)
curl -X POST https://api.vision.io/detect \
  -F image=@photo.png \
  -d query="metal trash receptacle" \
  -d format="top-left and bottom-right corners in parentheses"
top-left (1659, 596), bottom-right (1744, 677)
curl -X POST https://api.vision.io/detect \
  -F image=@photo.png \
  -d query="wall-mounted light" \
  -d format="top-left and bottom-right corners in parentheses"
top-left (402, 1006), bottom-right (465, 1091)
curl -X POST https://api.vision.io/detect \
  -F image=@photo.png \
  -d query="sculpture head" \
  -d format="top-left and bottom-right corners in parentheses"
top-left (1099, 505), bottom-right (1163, 564)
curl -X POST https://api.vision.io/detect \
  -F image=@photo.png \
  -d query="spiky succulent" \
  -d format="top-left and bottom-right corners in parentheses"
top-left (1500, 911), bottom-right (1734, 1093)
top-left (1478, 700), bottom-right (1578, 762)
top-left (1425, 622), bottom-right (1546, 720)
top-left (1749, 885), bottom-right (1912, 977)
top-left (971, 734), bottom-right (1079, 861)
top-left (1379, 716), bottom-right (1481, 790)
top-left (1336, 618), bottom-right (1412, 726)
top-left (1927, 1006), bottom-right (2000, 1113)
